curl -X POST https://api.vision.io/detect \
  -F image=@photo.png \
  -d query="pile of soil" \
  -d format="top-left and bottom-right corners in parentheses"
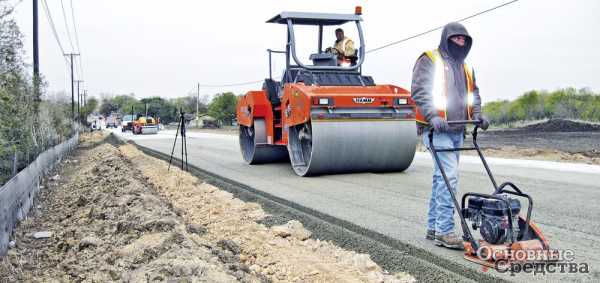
top-left (1, 132), bottom-right (415, 282)
top-left (119, 142), bottom-right (414, 282)
top-left (0, 135), bottom-right (248, 282)
top-left (520, 119), bottom-right (600, 132)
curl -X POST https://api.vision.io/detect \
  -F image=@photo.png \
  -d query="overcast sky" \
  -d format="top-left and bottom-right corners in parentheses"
top-left (10, 0), bottom-right (600, 103)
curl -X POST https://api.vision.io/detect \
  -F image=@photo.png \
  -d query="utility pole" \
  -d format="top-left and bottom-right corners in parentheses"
top-left (64, 53), bottom-right (80, 120)
top-left (196, 83), bottom-right (200, 128)
top-left (32, 0), bottom-right (39, 98)
top-left (75, 80), bottom-right (84, 122)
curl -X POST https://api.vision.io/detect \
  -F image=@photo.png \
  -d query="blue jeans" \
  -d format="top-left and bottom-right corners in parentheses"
top-left (422, 131), bottom-right (464, 235)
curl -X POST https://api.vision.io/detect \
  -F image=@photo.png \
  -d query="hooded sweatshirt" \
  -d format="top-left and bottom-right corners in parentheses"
top-left (411, 22), bottom-right (482, 132)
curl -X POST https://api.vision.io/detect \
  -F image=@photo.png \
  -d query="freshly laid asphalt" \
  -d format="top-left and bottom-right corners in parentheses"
top-left (112, 129), bottom-right (600, 282)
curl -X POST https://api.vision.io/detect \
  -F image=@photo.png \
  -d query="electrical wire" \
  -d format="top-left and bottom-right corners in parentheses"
top-left (366, 0), bottom-right (519, 54)
top-left (40, 0), bottom-right (65, 55)
top-left (59, 0), bottom-right (75, 52)
top-left (198, 79), bottom-right (267, 88)
top-left (196, 0), bottom-right (519, 88)
top-left (40, 0), bottom-right (70, 67)
top-left (69, 0), bottom-right (84, 81)
top-left (59, 0), bottom-right (83, 82)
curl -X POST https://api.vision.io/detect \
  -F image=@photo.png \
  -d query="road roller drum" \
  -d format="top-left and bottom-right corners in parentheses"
top-left (288, 120), bottom-right (416, 176)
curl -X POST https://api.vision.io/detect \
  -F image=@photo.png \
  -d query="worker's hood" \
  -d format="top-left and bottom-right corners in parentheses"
top-left (439, 22), bottom-right (472, 62)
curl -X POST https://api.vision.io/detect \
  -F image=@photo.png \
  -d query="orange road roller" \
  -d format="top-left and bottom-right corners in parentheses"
top-left (236, 8), bottom-right (417, 176)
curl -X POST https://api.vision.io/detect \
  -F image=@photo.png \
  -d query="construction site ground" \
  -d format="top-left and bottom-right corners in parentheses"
top-left (463, 119), bottom-right (600, 165)
top-left (0, 132), bottom-right (414, 282)
top-left (110, 119), bottom-right (600, 282)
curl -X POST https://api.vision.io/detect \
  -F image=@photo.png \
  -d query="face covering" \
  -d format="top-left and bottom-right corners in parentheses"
top-left (447, 40), bottom-right (468, 62)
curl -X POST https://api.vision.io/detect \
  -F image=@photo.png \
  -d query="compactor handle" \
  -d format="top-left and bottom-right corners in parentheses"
top-left (446, 119), bottom-right (482, 125)
top-left (427, 120), bottom-right (482, 138)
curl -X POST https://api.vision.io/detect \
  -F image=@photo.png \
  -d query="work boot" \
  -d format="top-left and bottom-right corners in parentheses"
top-left (425, 229), bottom-right (435, 240)
top-left (434, 232), bottom-right (464, 250)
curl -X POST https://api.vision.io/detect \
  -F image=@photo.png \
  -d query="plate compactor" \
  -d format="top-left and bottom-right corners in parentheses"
top-left (429, 120), bottom-right (556, 268)
top-left (236, 7), bottom-right (417, 176)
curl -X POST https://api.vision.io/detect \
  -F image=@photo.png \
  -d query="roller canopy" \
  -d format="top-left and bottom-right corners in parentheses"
top-left (267, 12), bottom-right (362, 25)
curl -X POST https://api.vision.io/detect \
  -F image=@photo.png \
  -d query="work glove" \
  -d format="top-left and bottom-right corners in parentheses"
top-left (473, 114), bottom-right (490, 130)
top-left (430, 116), bottom-right (449, 132)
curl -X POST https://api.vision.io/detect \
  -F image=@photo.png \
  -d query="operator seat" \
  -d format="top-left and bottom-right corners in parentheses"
top-left (263, 79), bottom-right (281, 106)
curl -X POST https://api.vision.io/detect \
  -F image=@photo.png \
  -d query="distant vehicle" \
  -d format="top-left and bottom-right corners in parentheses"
top-left (121, 114), bottom-right (135, 132)
top-left (91, 120), bottom-right (99, 131)
top-left (132, 116), bottom-right (159, 135)
top-left (106, 112), bottom-right (121, 128)
top-left (202, 119), bottom-right (220, 129)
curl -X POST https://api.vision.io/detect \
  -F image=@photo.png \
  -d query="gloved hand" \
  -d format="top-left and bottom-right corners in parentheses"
top-left (473, 114), bottom-right (490, 130)
top-left (430, 116), bottom-right (449, 132)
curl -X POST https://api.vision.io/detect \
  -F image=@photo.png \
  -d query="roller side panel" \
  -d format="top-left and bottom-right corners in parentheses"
top-left (236, 90), bottom-right (275, 143)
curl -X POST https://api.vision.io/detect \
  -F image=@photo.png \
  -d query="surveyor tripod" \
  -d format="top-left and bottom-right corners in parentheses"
top-left (168, 110), bottom-right (189, 171)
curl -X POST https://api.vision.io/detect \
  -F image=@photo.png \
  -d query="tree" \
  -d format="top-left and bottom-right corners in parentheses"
top-left (99, 97), bottom-right (119, 116)
top-left (208, 92), bottom-right (238, 125)
top-left (1, 4), bottom-right (40, 183)
top-left (80, 97), bottom-right (98, 125)
top-left (0, 3), bottom-right (74, 185)
top-left (96, 94), bottom-right (138, 116)
top-left (140, 96), bottom-right (178, 124)
top-left (170, 93), bottom-right (208, 116)
top-left (115, 95), bottom-right (141, 115)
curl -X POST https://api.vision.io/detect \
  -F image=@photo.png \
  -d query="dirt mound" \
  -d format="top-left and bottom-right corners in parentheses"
top-left (0, 137), bottom-right (250, 282)
top-left (1, 132), bottom-right (415, 282)
top-left (521, 119), bottom-right (600, 132)
top-left (119, 143), bottom-right (416, 283)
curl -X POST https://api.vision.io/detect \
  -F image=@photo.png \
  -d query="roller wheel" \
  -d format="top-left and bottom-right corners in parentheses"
top-left (239, 119), bottom-right (288, 164)
top-left (288, 122), bottom-right (313, 176)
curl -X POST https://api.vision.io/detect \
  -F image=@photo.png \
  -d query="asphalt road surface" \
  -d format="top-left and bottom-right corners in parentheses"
top-left (112, 129), bottom-right (600, 282)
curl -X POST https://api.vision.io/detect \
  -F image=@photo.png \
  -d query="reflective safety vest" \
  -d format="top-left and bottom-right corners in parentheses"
top-left (415, 49), bottom-right (475, 124)
top-left (334, 37), bottom-right (355, 57)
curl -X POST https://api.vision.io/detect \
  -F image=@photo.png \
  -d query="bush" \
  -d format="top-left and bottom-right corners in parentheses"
top-left (0, 5), bottom-right (73, 185)
top-left (208, 92), bottom-right (238, 126)
top-left (483, 88), bottom-right (600, 125)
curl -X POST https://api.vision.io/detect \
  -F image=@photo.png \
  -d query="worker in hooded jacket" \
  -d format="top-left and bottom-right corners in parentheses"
top-left (411, 22), bottom-right (490, 249)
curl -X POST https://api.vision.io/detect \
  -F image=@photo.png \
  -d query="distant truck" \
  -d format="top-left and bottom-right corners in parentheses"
top-left (121, 114), bottom-right (135, 132)
top-left (106, 112), bottom-right (121, 128)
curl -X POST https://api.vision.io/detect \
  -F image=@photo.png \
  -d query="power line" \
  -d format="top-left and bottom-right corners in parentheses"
top-left (198, 79), bottom-right (266, 88)
top-left (366, 0), bottom-right (519, 54)
top-left (196, 0), bottom-right (519, 88)
top-left (40, 0), bottom-right (70, 67)
top-left (59, 0), bottom-right (83, 82)
top-left (69, 0), bottom-right (81, 52)
top-left (70, 0), bottom-right (84, 81)
top-left (59, 0), bottom-right (75, 52)
top-left (40, 0), bottom-right (65, 55)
